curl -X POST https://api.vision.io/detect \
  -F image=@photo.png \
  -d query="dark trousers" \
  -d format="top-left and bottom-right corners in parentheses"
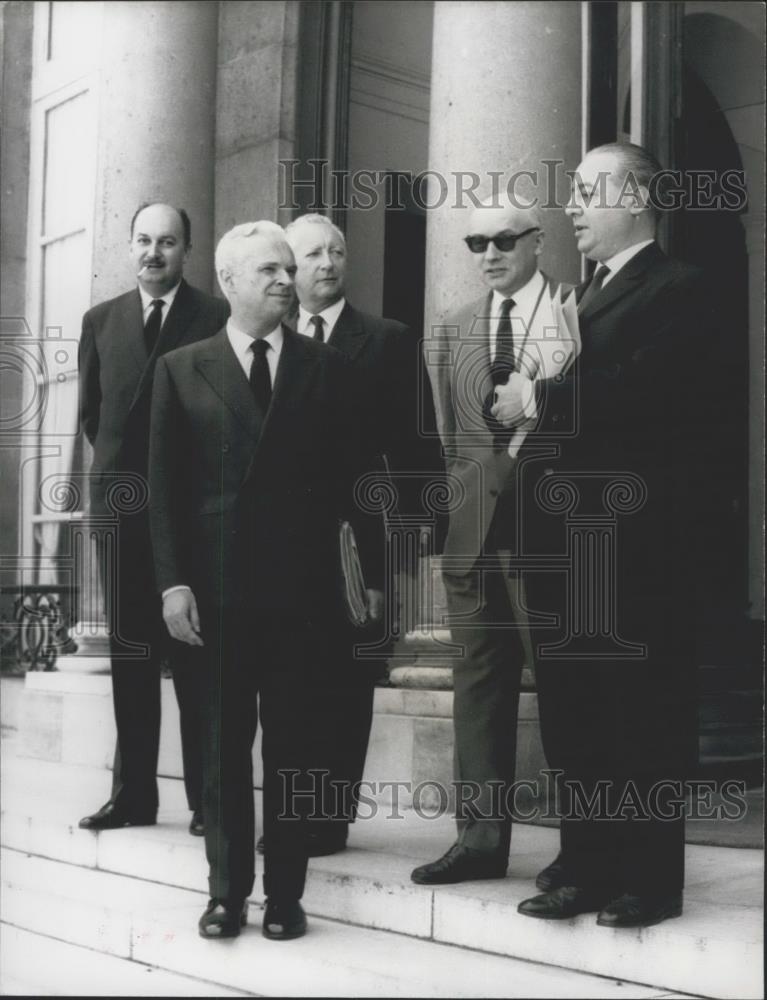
top-left (199, 606), bottom-right (329, 902)
top-left (313, 626), bottom-right (387, 829)
top-left (534, 660), bottom-right (692, 895)
top-left (108, 596), bottom-right (204, 818)
top-left (529, 564), bottom-right (696, 896)
top-left (443, 552), bottom-right (526, 857)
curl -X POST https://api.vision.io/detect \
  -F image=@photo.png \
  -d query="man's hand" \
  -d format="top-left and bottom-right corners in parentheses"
top-left (491, 372), bottom-right (537, 429)
top-left (366, 588), bottom-right (384, 623)
top-left (163, 589), bottom-right (204, 646)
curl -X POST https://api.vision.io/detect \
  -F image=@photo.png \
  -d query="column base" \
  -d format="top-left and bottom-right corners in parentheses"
top-left (58, 621), bottom-right (111, 673)
top-left (366, 687), bottom-right (547, 812)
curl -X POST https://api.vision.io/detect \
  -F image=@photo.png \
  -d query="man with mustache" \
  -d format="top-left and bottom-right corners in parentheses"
top-left (78, 202), bottom-right (229, 836)
top-left (148, 221), bottom-right (384, 940)
top-left (280, 213), bottom-right (444, 858)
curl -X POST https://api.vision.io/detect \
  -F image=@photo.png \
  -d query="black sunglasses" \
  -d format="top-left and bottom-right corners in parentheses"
top-left (463, 227), bottom-right (539, 253)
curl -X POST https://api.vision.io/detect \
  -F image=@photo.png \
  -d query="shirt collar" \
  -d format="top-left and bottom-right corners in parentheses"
top-left (491, 269), bottom-right (544, 315)
top-left (138, 280), bottom-right (182, 312)
top-left (226, 319), bottom-right (284, 364)
top-left (603, 240), bottom-right (655, 280)
top-left (297, 297), bottom-right (346, 338)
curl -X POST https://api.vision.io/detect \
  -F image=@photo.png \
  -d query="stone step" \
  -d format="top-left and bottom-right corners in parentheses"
top-left (1, 849), bottom-right (692, 1000)
top-left (1, 750), bottom-right (762, 999)
top-left (0, 923), bottom-right (252, 997)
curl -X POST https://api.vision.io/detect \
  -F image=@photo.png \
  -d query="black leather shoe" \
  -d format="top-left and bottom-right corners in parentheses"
top-left (597, 892), bottom-right (683, 928)
top-left (256, 835), bottom-right (265, 854)
top-left (262, 898), bottom-right (307, 940)
top-left (189, 810), bottom-right (204, 837)
top-left (198, 898), bottom-right (248, 938)
top-left (535, 852), bottom-right (574, 892)
top-left (518, 886), bottom-right (610, 920)
top-left (411, 843), bottom-right (507, 885)
top-left (78, 802), bottom-right (156, 831)
top-left (307, 824), bottom-right (348, 857)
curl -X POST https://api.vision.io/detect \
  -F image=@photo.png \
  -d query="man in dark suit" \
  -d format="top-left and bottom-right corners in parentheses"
top-left (415, 201), bottom-right (574, 885)
top-left (78, 202), bottom-right (229, 835)
top-left (512, 143), bottom-right (713, 928)
top-left (282, 213), bottom-right (444, 857)
top-left (149, 221), bottom-right (384, 941)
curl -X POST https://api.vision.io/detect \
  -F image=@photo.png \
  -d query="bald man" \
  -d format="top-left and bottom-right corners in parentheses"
top-left (414, 200), bottom-right (571, 884)
top-left (78, 202), bottom-right (229, 835)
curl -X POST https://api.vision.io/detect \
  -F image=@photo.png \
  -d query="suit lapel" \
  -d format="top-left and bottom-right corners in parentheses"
top-left (258, 326), bottom-right (317, 439)
top-left (578, 243), bottom-right (662, 321)
top-left (449, 293), bottom-right (494, 444)
top-left (461, 292), bottom-right (494, 401)
top-left (195, 330), bottom-right (263, 439)
top-left (122, 289), bottom-right (148, 378)
top-left (327, 301), bottom-right (369, 360)
top-left (156, 279), bottom-right (197, 356)
top-left (130, 281), bottom-right (200, 411)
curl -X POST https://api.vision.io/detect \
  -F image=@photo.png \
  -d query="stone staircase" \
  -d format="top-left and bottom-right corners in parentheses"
top-left (1, 736), bottom-right (763, 999)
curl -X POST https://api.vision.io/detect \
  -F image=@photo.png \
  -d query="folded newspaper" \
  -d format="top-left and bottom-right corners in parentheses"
top-left (505, 284), bottom-right (581, 457)
top-left (339, 519), bottom-right (370, 627)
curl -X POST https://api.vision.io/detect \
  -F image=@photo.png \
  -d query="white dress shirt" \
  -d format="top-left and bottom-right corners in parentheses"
top-left (226, 320), bottom-right (283, 384)
top-left (296, 297), bottom-right (346, 342)
top-left (162, 320), bottom-right (283, 601)
top-left (600, 239), bottom-right (655, 286)
top-left (138, 281), bottom-right (181, 328)
top-left (489, 270), bottom-right (546, 363)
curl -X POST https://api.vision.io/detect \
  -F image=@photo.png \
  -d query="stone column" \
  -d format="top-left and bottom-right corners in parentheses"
top-left (78, 0), bottom-right (219, 661)
top-left (413, 0), bottom-right (583, 683)
top-left (425, 0), bottom-right (582, 323)
top-left (21, 2), bottom-right (219, 768)
top-left (214, 1), bottom-right (299, 232)
top-left (92, 0), bottom-right (219, 301)
top-left (365, 3), bottom-right (584, 803)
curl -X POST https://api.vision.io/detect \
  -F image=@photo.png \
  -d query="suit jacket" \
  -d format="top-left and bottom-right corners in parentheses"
top-left (78, 279), bottom-right (229, 607)
top-left (522, 243), bottom-right (715, 640)
top-left (310, 301), bottom-right (445, 528)
top-left (148, 327), bottom-right (384, 619)
top-left (79, 278), bottom-right (230, 504)
top-left (426, 273), bottom-right (569, 573)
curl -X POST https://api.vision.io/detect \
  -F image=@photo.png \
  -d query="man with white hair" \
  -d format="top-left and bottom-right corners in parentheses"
top-left (282, 212), bottom-right (444, 858)
top-left (148, 221), bottom-right (384, 941)
top-left (414, 198), bottom-right (570, 885)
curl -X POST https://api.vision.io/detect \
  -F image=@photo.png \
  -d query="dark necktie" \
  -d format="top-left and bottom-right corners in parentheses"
top-left (249, 339), bottom-right (272, 413)
top-left (143, 298), bottom-right (164, 355)
top-left (578, 264), bottom-right (610, 313)
top-left (490, 297), bottom-right (516, 386)
top-left (309, 315), bottom-right (324, 342)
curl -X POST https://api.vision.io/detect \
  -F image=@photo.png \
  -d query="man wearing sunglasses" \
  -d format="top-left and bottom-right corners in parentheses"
top-left (414, 199), bottom-right (572, 886)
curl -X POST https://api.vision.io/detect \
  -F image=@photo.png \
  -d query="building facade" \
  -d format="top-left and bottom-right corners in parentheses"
top-left (1, 1), bottom-right (763, 778)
